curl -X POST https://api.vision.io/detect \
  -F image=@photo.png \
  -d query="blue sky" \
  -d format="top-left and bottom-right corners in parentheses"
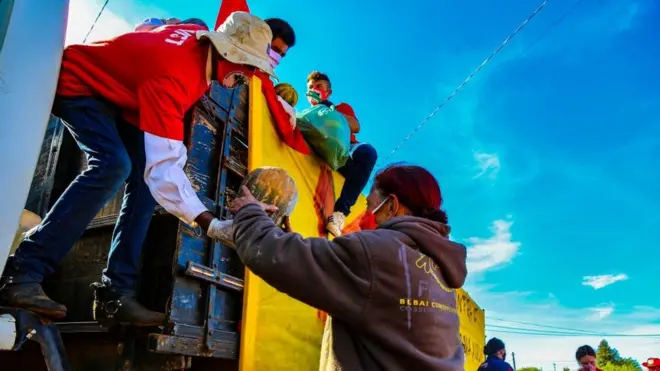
top-left (67, 0), bottom-right (660, 368)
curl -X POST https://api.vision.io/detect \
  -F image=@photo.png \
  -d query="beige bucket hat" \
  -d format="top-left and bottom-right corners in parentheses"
top-left (196, 11), bottom-right (277, 80)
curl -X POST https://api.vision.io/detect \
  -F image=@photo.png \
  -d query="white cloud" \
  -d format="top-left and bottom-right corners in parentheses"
top-left (582, 274), bottom-right (629, 290)
top-left (465, 286), bottom-right (660, 371)
top-left (474, 152), bottom-right (501, 179)
top-left (588, 304), bottom-right (615, 321)
top-left (466, 219), bottom-right (520, 273)
top-left (65, 0), bottom-right (133, 46)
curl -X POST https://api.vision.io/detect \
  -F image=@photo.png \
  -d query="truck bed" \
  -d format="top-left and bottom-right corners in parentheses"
top-left (3, 82), bottom-right (250, 370)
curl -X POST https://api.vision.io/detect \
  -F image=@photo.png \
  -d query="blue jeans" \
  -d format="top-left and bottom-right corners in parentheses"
top-left (5, 96), bottom-right (156, 294)
top-left (335, 143), bottom-right (378, 216)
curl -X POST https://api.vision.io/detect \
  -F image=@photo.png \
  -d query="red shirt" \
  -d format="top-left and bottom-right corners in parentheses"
top-left (335, 103), bottom-right (359, 144)
top-left (57, 24), bottom-right (254, 141)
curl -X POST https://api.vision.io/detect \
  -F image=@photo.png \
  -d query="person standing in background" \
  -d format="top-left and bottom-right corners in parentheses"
top-left (478, 338), bottom-right (513, 371)
top-left (643, 358), bottom-right (660, 371)
top-left (576, 345), bottom-right (603, 371)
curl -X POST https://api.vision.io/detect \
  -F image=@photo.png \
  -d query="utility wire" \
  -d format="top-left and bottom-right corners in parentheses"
top-left (517, 0), bottom-right (586, 56)
top-left (380, 0), bottom-right (552, 163)
top-left (487, 316), bottom-right (605, 335)
top-left (83, 0), bottom-right (110, 44)
top-left (486, 325), bottom-right (660, 338)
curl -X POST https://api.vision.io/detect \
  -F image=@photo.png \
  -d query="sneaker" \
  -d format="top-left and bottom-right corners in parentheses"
top-left (326, 212), bottom-right (345, 237)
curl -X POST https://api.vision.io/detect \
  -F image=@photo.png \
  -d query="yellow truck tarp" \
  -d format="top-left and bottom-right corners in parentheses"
top-left (240, 77), bottom-right (485, 371)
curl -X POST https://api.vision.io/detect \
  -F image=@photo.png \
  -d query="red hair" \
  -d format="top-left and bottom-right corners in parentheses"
top-left (374, 164), bottom-right (448, 223)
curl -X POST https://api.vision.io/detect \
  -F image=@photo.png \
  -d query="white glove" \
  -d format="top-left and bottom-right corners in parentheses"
top-left (277, 95), bottom-right (297, 129)
top-left (207, 218), bottom-right (235, 248)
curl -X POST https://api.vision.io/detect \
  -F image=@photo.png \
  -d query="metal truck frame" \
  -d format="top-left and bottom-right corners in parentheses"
top-left (1, 2), bottom-right (251, 368)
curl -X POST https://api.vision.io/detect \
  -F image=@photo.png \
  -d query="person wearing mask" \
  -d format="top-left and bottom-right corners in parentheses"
top-left (0, 12), bottom-right (275, 326)
top-left (305, 71), bottom-right (378, 237)
top-left (576, 345), bottom-right (603, 371)
top-left (264, 18), bottom-right (298, 126)
top-left (133, 16), bottom-right (295, 73)
top-left (643, 358), bottom-right (660, 371)
top-left (229, 164), bottom-right (467, 371)
top-left (478, 338), bottom-right (513, 371)
top-left (264, 18), bottom-right (295, 69)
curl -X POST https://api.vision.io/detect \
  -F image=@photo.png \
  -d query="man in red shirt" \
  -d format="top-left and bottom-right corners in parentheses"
top-left (133, 17), bottom-right (296, 70)
top-left (0, 11), bottom-right (277, 326)
top-left (306, 71), bottom-right (378, 236)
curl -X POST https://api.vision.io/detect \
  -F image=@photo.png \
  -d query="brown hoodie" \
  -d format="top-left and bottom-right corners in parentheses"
top-left (233, 204), bottom-right (468, 371)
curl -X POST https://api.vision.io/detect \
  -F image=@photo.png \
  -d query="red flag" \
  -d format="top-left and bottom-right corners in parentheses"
top-left (256, 71), bottom-right (311, 154)
top-left (214, 0), bottom-right (250, 29)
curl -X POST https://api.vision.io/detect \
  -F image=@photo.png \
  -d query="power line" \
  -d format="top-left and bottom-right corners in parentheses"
top-left (486, 325), bottom-right (660, 338)
top-left (487, 316), bottom-right (604, 335)
top-left (487, 324), bottom-right (599, 336)
top-left (517, 0), bottom-right (586, 56)
top-left (83, 0), bottom-right (110, 44)
top-left (380, 0), bottom-right (552, 163)
top-left (488, 316), bottom-right (660, 337)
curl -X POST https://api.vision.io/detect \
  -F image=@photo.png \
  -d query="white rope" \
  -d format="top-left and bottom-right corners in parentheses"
top-left (82, 0), bottom-right (110, 44)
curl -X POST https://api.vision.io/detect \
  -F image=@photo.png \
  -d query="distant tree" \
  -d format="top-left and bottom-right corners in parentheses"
top-left (601, 361), bottom-right (642, 371)
top-left (563, 367), bottom-right (571, 371)
top-left (596, 339), bottom-right (642, 371)
top-left (597, 339), bottom-right (619, 366)
top-left (518, 368), bottom-right (542, 371)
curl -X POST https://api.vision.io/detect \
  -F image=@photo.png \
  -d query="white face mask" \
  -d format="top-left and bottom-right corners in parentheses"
top-left (268, 49), bottom-right (282, 69)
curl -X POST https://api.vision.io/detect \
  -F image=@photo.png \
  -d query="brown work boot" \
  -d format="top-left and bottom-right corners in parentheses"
top-left (91, 282), bottom-right (165, 327)
top-left (0, 282), bottom-right (67, 319)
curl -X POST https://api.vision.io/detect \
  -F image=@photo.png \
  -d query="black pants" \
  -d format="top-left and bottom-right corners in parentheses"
top-left (334, 143), bottom-right (378, 216)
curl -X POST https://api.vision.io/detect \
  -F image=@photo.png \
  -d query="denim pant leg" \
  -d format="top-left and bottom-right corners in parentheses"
top-left (335, 143), bottom-right (378, 216)
top-left (5, 96), bottom-right (131, 284)
top-left (101, 118), bottom-right (157, 294)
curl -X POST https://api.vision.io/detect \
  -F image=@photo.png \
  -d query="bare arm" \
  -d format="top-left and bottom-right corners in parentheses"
top-left (345, 114), bottom-right (360, 134)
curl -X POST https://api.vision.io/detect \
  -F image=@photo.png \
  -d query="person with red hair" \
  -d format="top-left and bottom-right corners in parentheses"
top-left (229, 164), bottom-right (468, 371)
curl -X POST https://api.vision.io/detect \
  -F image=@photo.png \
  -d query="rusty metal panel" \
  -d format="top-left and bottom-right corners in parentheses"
top-left (24, 115), bottom-right (66, 217)
top-left (162, 83), bottom-right (248, 359)
top-left (24, 82), bottom-right (249, 364)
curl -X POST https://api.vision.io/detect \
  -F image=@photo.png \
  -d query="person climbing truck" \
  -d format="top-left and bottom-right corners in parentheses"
top-left (0, 11), bottom-right (277, 326)
top-left (134, 16), bottom-right (296, 73)
top-left (306, 71), bottom-right (378, 236)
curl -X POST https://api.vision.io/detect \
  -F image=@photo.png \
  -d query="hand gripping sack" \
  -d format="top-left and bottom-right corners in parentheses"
top-left (296, 104), bottom-right (351, 170)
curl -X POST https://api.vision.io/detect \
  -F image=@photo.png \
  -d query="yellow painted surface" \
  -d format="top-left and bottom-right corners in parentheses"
top-left (457, 288), bottom-right (486, 371)
top-left (239, 76), bottom-right (485, 371)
